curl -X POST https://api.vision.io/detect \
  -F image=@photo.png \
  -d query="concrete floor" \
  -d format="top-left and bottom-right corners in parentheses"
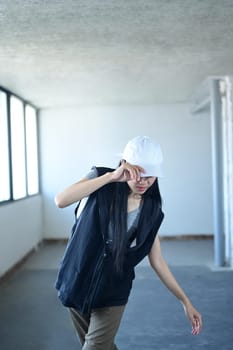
top-left (0, 238), bottom-right (233, 350)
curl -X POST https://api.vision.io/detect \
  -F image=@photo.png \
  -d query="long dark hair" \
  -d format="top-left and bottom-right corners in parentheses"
top-left (110, 178), bottom-right (162, 273)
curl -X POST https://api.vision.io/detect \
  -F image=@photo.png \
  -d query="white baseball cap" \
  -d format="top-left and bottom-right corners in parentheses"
top-left (121, 135), bottom-right (163, 177)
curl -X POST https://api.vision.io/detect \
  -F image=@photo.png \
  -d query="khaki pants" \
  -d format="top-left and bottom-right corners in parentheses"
top-left (69, 305), bottom-right (125, 350)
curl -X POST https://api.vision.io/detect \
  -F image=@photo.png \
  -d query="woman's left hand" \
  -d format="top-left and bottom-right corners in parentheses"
top-left (183, 302), bottom-right (202, 335)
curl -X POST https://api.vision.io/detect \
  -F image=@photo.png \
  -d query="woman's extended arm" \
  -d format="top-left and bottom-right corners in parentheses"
top-left (55, 161), bottom-right (144, 208)
top-left (148, 235), bottom-right (202, 335)
top-left (55, 173), bottom-right (113, 208)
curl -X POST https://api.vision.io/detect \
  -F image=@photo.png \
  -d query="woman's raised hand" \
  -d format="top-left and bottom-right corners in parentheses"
top-left (110, 160), bottom-right (145, 183)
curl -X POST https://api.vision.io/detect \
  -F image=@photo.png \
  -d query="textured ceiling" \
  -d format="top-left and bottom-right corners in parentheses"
top-left (0, 0), bottom-right (233, 108)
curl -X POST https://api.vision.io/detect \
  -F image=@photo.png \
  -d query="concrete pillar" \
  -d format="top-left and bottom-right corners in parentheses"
top-left (221, 77), bottom-right (233, 267)
top-left (209, 79), bottom-right (225, 266)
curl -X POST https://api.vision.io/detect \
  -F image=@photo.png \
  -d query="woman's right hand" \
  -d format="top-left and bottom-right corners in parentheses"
top-left (110, 160), bottom-right (145, 183)
top-left (55, 162), bottom-right (145, 208)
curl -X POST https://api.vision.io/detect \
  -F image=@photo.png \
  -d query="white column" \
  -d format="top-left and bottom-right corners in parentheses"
top-left (210, 79), bottom-right (225, 267)
top-left (224, 77), bottom-right (233, 267)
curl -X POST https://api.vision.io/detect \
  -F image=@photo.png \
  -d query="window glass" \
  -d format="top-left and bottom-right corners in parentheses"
top-left (0, 89), bottom-right (40, 203)
top-left (0, 92), bottom-right (10, 201)
top-left (10, 96), bottom-right (27, 199)
top-left (25, 105), bottom-right (39, 195)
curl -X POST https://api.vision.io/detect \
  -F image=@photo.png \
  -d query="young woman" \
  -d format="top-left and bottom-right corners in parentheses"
top-left (55, 136), bottom-right (202, 350)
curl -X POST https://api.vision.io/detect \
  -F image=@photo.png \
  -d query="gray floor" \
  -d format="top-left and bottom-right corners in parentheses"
top-left (0, 239), bottom-right (233, 350)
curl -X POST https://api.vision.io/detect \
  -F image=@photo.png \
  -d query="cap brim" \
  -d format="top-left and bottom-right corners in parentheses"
top-left (140, 163), bottom-right (163, 178)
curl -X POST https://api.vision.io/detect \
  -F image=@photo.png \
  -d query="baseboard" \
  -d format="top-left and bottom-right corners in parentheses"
top-left (43, 238), bottom-right (68, 244)
top-left (43, 235), bottom-right (214, 243)
top-left (40, 236), bottom-right (215, 247)
top-left (160, 234), bottom-right (213, 240)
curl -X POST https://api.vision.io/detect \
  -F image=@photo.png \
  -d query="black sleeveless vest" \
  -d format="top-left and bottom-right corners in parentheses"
top-left (55, 167), bottom-right (164, 314)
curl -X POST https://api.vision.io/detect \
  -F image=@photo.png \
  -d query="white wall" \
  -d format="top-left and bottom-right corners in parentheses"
top-left (40, 104), bottom-right (213, 238)
top-left (0, 196), bottom-right (42, 276)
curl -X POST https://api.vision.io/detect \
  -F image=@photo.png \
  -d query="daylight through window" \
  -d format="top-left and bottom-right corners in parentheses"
top-left (0, 87), bottom-right (39, 203)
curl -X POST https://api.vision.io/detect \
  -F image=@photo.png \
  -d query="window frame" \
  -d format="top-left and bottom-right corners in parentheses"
top-left (0, 85), bottom-right (40, 204)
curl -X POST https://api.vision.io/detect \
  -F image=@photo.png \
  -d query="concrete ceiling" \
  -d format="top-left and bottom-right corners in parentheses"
top-left (0, 0), bottom-right (233, 109)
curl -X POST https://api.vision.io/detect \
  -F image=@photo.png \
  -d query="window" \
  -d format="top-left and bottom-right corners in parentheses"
top-left (25, 105), bottom-right (39, 195)
top-left (0, 87), bottom-right (39, 203)
top-left (0, 91), bottom-right (10, 201)
top-left (10, 96), bottom-right (27, 199)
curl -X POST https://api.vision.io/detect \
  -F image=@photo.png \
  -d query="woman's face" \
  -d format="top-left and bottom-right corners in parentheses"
top-left (127, 176), bottom-right (156, 196)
